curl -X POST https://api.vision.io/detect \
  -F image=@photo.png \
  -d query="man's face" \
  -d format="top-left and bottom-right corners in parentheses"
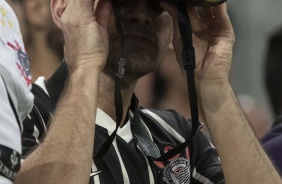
top-left (105, 0), bottom-right (173, 80)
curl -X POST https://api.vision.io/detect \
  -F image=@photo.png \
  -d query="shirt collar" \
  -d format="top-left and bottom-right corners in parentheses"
top-left (45, 62), bottom-right (68, 105)
top-left (45, 63), bottom-right (133, 143)
top-left (96, 108), bottom-right (133, 143)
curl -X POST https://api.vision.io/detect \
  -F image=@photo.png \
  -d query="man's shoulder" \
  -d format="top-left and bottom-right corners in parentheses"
top-left (22, 77), bottom-right (54, 134)
top-left (139, 108), bottom-right (192, 138)
top-left (32, 77), bottom-right (49, 96)
top-left (262, 116), bottom-right (282, 144)
top-left (22, 78), bottom-right (53, 156)
top-left (141, 108), bottom-right (191, 123)
top-left (262, 120), bottom-right (282, 173)
top-left (31, 77), bottom-right (54, 108)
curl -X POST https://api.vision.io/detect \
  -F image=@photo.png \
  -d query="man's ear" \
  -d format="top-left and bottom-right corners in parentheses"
top-left (51, 0), bottom-right (67, 29)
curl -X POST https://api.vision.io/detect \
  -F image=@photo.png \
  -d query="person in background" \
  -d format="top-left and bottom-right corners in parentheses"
top-left (7, 0), bottom-right (63, 81)
top-left (238, 94), bottom-right (272, 140)
top-left (4, 0), bottom-right (27, 37)
top-left (261, 26), bottom-right (282, 174)
top-left (22, 0), bottom-right (63, 80)
top-left (0, 0), bottom-right (33, 183)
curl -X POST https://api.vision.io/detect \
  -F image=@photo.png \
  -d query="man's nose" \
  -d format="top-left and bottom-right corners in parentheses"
top-left (125, 0), bottom-right (153, 24)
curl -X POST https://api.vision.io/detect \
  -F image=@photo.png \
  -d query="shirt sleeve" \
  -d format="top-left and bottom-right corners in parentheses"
top-left (21, 108), bottom-right (46, 157)
top-left (22, 82), bottom-right (52, 157)
top-left (192, 130), bottom-right (225, 184)
top-left (263, 135), bottom-right (282, 175)
top-left (0, 77), bottom-right (21, 183)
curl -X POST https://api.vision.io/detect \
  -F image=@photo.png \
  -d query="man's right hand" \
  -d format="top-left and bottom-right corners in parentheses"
top-left (60, 0), bottom-right (112, 72)
top-left (16, 2), bottom-right (113, 184)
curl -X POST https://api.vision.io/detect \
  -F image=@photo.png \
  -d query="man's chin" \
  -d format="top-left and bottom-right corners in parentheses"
top-left (126, 54), bottom-right (159, 76)
top-left (107, 40), bottom-right (159, 77)
top-left (125, 39), bottom-right (157, 54)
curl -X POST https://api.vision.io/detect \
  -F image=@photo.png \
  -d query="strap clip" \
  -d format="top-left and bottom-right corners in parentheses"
top-left (182, 47), bottom-right (195, 70)
top-left (116, 58), bottom-right (126, 78)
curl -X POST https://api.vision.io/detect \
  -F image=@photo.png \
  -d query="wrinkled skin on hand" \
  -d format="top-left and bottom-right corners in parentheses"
top-left (161, 3), bottom-right (234, 85)
top-left (59, 0), bottom-right (112, 72)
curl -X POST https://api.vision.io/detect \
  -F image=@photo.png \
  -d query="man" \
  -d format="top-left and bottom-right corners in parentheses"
top-left (16, 0), bottom-right (281, 183)
top-left (0, 0), bottom-right (33, 183)
top-left (261, 27), bottom-right (282, 174)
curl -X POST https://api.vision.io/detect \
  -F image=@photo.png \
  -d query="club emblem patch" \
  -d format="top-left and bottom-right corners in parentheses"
top-left (163, 157), bottom-right (190, 184)
top-left (17, 49), bottom-right (31, 77)
top-left (1, 37), bottom-right (32, 87)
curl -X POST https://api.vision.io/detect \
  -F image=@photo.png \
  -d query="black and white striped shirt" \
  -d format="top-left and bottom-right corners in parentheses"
top-left (22, 64), bottom-right (224, 184)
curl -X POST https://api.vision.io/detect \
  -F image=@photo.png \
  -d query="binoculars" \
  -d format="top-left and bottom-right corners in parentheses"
top-left (114, 0), bottom-right (227, 7)
top-left (157, 0), bottom-right (226, 6)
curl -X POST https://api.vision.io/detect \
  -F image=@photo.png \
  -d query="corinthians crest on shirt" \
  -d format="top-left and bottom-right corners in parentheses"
top-left (163, 157), bottom-right (190, 184)
top-left (154, 146), bottom-right (191, 184)
top-left (1, 36), bottom-right (32, 88)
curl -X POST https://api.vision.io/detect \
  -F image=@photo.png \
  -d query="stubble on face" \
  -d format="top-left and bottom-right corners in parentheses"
top-left (104, 10), bottom-right (173, 82)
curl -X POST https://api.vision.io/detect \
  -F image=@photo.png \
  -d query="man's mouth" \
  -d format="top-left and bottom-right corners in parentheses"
top-left (124, 34), bottom-right (154, 45)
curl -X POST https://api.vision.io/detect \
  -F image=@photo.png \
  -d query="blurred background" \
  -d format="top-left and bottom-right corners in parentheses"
top-left (5, 0), bottom-right (282, 139)
top-left (227, 0), bottom-right (282, 120)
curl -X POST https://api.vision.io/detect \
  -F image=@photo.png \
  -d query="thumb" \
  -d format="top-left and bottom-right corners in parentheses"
top-left (95, 0), bottom-right (112, 28)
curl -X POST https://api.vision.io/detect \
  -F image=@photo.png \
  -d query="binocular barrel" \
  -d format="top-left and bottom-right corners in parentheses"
top-left (165, 0), bottom-right (227, 6)
top-left (113, 0), bottom-right (227, 7)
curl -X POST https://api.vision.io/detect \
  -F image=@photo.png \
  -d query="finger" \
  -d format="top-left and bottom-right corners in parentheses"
top-left (160, 2), bottom-right (200, 19)
top-left (160, 2), bottom-right (182, 49)
top-left (187, 6), bottom-right (201, 19)
top-left (203, 7), bottom-right (214, 19)
top-left (160, 1), bottom-right (179, 37)
top-left (196, 7), bottom-right (204, 18)
top-left (65, 0), bottom-right (95, 16)
top-left (62, 0), bottom-right (74, 19)
top-left (160, 2), bottom-right (178, 19)
top-left (95, 0), bottom-right (112, 28)
top-left (213, 3), bottom-right (228, 19)
top-left (213, 2), bottom-right (233, 31)
top-left (82, 0), bottom-right (95, 11)
top-left (62, 0), bottom-right (94, 20)
top-left (160, 2), bottom-right (199, 32)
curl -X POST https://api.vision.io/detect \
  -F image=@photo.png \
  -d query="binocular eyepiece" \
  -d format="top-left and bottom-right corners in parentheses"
top-left (156, 0), bottom-right (226, 6)
top-left (113, 0), bottom-right (227, 13)
top-left (113, 0), bottom-right (227, 7)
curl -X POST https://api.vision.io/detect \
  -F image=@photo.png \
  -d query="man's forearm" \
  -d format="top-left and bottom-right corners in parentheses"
top-left (200, 82), bottom-right (281, 184)
top-left (16, 66), bottom-right (101, 184)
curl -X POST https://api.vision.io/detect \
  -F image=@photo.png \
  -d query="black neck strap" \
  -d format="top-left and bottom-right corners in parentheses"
top-left (95, 4), bottom-right (201, 162)
top-left (177, 4), bottom-right (200, 139)
top-left (95, 6), bottom-right (126, 159)
top-left (152, 4), bottom-right (201, 162)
